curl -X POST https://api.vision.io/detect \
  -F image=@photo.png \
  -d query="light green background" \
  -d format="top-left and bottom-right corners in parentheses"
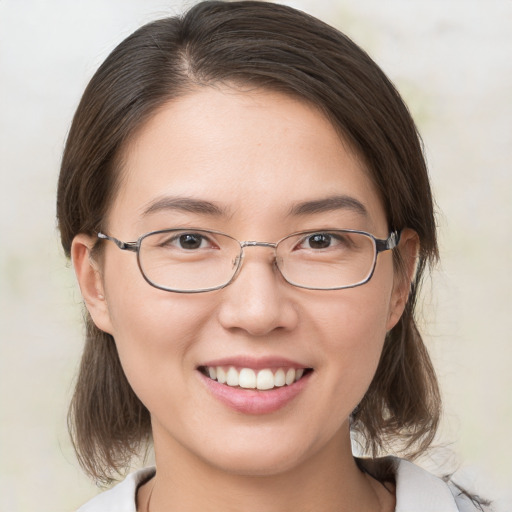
top-left (0, 1), bottom-right (510, 510)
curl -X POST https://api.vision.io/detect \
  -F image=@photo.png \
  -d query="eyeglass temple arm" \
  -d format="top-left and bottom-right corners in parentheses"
top-left (97, 232), bottom-right (138, 252)
top-left (375, 230), bottom-right (401, 253)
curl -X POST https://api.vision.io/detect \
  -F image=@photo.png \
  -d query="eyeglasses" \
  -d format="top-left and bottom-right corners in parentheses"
top-left (97, 228), bottom-right (401, 293)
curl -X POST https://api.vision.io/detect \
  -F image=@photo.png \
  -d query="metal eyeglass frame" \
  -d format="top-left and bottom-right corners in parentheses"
top-left (97, 228), bottom-right (401, 293)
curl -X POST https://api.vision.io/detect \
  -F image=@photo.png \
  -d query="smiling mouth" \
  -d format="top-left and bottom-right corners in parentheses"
top-left (198, 366), bottom-right (313, 391)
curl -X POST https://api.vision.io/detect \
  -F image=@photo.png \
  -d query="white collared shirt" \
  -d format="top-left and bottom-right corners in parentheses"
top-left (76, 459), bottom-right (486, 512)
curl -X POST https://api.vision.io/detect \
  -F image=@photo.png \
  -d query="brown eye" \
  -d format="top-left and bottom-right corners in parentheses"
top-left (305, 233), bottom-right (332, 249)
top-left (178, 233), bottom-right (205, 250)
top-left (156, 232), bottom-right (211, 251)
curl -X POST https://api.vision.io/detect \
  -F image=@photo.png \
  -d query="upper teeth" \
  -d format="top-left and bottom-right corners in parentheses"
top-left (206, 366), bottom-right (305, 390)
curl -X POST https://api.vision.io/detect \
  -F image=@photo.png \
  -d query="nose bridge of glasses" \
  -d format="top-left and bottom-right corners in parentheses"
top-left (240, 240), bottom-right (278, 249)
top-left (234, 240), bottom-right (280, 269)
top-left (229, 240), bottom-right (283, 288)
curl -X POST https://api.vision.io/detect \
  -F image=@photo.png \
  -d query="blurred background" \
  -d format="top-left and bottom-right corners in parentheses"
top-left (0, 1), bottom-right (510, 510)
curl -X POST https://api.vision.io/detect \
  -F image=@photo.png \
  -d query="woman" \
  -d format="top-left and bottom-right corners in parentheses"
top-left (57, 1), bottom-right (489, 510)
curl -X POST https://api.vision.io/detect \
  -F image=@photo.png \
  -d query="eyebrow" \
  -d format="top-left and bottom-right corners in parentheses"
top-left (141, 194), bottom-right (367, 219)
top-left (288, 195), bottom-right (368, 217)
top-left (142, 196), bottom-right (227, 217)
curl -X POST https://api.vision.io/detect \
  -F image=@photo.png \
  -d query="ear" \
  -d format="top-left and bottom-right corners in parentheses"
top-left (71, 234), bottom-right (114, 335)
top-left (386, 228), bottom-right (420, 331)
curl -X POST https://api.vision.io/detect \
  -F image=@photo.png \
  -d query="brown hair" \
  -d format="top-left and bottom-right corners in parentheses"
top-left (58, 0), bottom-right (440, 484)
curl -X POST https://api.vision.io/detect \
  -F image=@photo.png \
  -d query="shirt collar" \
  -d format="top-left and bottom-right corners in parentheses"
top-left (394, 458), bottom-right (459, 511)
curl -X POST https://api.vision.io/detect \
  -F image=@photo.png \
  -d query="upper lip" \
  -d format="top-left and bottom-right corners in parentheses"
top-left (199, 356), bottom-right (311, 370)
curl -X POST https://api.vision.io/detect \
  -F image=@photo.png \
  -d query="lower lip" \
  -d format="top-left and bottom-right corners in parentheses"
top-left (198, 371), bottom-right (312, 415)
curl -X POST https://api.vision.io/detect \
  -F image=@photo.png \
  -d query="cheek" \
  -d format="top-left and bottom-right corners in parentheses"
top-left (103, 250), bottom-right (209, 341)
top-left (100, 255), bottom-right (214, 402)
top-left (315, 267), bottom-right (393, 350)
top-left (321, 295), bottom-right (389, 378)
top-left (311, 263), bottom-right (394, 395)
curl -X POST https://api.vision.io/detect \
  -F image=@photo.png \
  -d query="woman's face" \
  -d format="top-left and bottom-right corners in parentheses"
top-left (77, 87), bottom-right (409, 476)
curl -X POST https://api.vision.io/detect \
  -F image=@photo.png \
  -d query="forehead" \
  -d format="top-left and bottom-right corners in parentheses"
top-left (110, 87), bottom-right (387, 236)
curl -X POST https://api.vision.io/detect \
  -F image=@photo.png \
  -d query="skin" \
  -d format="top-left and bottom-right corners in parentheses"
top-left (72, 87), bottom-right (418, 512)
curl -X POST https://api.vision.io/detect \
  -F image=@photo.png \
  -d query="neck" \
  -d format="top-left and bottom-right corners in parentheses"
top-left (142, 424), bottom-right (390, 512)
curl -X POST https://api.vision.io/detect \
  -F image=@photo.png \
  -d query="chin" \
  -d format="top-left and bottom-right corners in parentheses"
top-left (190, 424), bottom-right (330, 478)
top-left (203, 448), bottom-right (306, 477)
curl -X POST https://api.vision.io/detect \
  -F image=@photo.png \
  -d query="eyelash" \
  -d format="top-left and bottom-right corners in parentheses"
top-left (160, 232), bottom-right (214, 250)
top-left (296, 232), bottom-right (350, 250)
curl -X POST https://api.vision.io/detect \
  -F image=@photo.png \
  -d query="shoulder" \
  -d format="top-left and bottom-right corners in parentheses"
top-left (393, 458), bottom-right (490, 512)
top-left (76, 467), bottom-right (155, 512)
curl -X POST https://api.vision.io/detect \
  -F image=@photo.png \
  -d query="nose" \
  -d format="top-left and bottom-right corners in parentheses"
top-left (217, 248), bottom-right (299, 337)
